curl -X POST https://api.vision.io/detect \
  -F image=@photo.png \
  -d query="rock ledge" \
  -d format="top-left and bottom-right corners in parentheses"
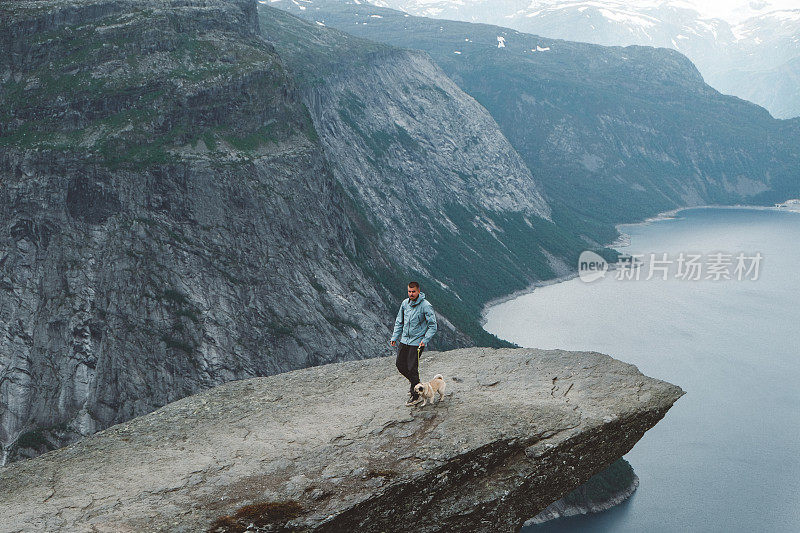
top-left (0, 347), bottom-right (684, 532)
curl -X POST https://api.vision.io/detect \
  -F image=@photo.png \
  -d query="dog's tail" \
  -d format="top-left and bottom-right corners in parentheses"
top-left (433, 373), bottom-right (443, 380)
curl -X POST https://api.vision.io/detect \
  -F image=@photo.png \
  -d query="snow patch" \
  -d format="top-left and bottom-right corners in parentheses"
top-left (497, 35), bottom-right (506, 48)
top-left (599, 7), bottom-right (657, 28)
top-left (765, 10), bottom-right (800, 22)
top-left (694, 19), bottom-right (718, 39)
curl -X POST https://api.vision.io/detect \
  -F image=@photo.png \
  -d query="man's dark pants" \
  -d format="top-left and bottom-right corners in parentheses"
top-left (396, 342), bottom-right (424, 399)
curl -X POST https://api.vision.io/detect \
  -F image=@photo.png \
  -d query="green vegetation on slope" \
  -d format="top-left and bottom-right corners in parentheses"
top-left (0, 4), bottom-right (318, 170)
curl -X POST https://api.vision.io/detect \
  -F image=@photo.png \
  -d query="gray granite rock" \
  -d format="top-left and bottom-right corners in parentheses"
top-left (0, 0), bottom-right (395, 464)
top-left (0, 347), bottom-right (684, 532)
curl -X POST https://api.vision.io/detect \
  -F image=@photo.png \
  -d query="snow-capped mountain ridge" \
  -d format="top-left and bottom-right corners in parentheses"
top-left (369, 0), bottom-right (799, 25)
top-left (367, 0), bottom-right (800, 118)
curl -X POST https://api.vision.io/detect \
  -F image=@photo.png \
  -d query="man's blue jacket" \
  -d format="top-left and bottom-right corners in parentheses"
top-left (391, 292), bottom-right (437, 346)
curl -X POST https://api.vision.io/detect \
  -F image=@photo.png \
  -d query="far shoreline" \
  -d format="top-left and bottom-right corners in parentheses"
top-left (479, 201), bottom-right (800, 331)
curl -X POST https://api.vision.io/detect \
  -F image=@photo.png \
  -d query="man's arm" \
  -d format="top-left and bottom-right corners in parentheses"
top-left (390, 301), bottom-right (405, 342)
top-left (421, 303), bottom-right (437, 345)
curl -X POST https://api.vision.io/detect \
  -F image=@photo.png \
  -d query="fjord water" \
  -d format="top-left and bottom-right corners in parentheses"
top-left (483, 207), bottom-right (800, 532)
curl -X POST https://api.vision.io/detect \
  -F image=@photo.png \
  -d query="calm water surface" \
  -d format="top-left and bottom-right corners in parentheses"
top-left (483, 207), bottom-right (800, 533)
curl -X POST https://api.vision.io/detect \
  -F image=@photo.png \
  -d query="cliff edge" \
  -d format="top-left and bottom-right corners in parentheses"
top-left (0, 347), bottom-right (683, 532)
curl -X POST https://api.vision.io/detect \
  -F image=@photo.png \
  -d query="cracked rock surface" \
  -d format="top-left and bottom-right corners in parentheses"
top-left (0, 347), bottom-right (684, 532)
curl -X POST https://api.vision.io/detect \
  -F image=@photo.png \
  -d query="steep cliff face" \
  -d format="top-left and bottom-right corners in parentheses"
top-left (260, 7), bottom-right (595, 346)
top-left (0, 0), bottom-right (393, 464)
top-left (300, 45), bottom-right (551, 239)
top-left (273, 0), bottom-right (800, 234)
top-left (0, 347), bottom-right (685, 532)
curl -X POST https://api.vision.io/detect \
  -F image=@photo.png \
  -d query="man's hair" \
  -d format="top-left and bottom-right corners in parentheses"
top-left (408, 281), bottom-right (420, 289)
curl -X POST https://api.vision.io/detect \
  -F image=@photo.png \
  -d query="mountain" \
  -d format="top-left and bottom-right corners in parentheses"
top-left (367, 0), bottom-right (800, 119)
top-left (256, 5), bottom-right (603, 339)
top-left (1, 0), bottom-right (611, 464)
top-left (0, 0), bottom-right (403, 463)
top-left (273, 0), bottom-right (800, 230)
top-left (3, 0), bottom-right (796, 471)
top-left (719, 10), bottom-right (800, 120)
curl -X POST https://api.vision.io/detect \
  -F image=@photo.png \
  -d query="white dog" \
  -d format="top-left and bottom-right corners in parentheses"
top-left (413, 374), bottom-right (446, 406)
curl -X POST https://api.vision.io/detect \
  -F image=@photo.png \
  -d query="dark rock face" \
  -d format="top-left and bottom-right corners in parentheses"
top-left (0, 347), bottom-right (685, 532)
top-left (66, 175), bottom-right (121, 224)
top-left (0, 0), bottom-right (393, 464)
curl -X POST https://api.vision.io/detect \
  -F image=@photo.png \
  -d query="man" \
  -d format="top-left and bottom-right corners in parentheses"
top-left (390, 281), bottom-right (437, 406)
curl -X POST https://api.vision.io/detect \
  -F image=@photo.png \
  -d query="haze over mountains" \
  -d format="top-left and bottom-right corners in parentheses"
top-left (366, 0), bottom-right (800, 119)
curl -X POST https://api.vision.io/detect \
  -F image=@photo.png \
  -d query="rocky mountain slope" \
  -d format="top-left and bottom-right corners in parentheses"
top-left (0, 347), bottom-right (685, 532)
top-left (0, 0), bottom-right (397, 464)
top-left (258, 6), bottom-right (599, 345)
top-left (275, 0), bottom-right (800, 236)
top-left (1, 0), bottom-right (613, 464)
top-left (368, 0), bottom-right (800, 119)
